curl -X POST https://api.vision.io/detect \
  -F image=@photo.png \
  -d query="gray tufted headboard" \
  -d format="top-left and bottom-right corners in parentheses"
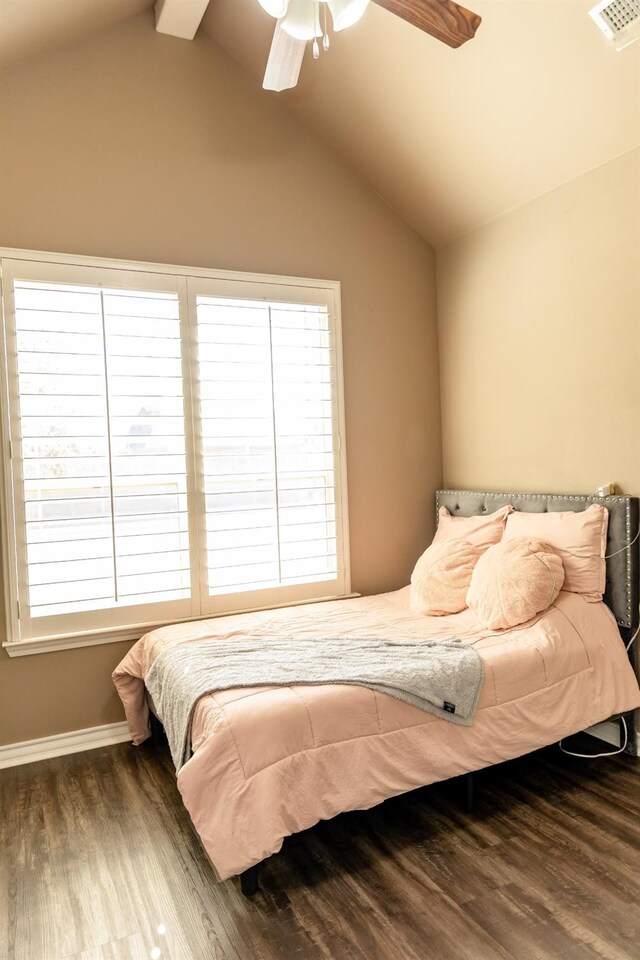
top-left (436, 490), bottom-right (639, 639)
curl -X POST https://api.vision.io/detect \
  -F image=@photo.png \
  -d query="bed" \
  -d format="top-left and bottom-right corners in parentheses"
top-left (113, 489), bottom-right (640, 894)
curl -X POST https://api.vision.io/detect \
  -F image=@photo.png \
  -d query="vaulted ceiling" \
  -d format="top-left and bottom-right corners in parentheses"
top-left (0, 0), bottom-right (151, 71)
top-left (203, 0), bottom-right (640, 247)
top-left (1, 0), bottom-right (639, 246)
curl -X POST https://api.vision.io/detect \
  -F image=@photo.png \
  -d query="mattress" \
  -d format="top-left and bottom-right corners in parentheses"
top-left (113, 587), bottom-right (640, 880)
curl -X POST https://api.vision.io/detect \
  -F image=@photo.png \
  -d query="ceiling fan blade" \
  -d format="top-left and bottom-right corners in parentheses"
top-left (372, 0), bottom-right (481, 48)
top-left (263, 22), bottom-right (306, 91)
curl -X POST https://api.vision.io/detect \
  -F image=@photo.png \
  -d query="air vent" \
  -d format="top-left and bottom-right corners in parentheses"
top-left (590, 0), bottom-right (640, 50)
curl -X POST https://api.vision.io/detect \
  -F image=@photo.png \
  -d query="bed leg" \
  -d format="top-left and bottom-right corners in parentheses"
top-left (465, 772), bottom-right (474, 814)
top-left (240, 864), bottom-right (260, 897)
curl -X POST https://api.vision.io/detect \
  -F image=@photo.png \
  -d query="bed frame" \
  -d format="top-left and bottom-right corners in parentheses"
top-left (149, 487), bottom-right (634, 896)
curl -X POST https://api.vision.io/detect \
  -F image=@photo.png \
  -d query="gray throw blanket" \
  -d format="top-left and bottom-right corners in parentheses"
top-left (145, 635), bottom-right (484, 771)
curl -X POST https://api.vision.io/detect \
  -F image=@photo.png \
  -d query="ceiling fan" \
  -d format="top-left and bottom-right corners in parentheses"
top-left (259, 0), bottom-right (482, 91)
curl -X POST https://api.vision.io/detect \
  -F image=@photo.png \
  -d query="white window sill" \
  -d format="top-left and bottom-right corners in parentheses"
top-left (2, 592), bottom-right (362, 657)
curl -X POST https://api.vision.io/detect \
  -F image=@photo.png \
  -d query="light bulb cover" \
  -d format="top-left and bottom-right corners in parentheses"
top-left (258, 0), bottom-right (290, 17)
top-left (329, 0), bottom-right (369, 31)
top-left (281, 0), bottom-right (323, 39)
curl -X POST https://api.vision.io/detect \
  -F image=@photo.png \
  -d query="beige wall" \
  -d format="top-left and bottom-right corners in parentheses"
top-left (0, 13), bottom-right (441, 745)
top-left (437, 148), bottom-right (640, 495)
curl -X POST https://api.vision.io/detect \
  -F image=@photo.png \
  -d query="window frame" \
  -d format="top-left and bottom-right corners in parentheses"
top-left (0, 249), bottom-right (351, 656)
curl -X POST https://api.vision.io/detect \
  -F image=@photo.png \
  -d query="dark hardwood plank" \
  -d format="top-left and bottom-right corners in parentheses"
top-left (1, 738), bottom-right (639, 960)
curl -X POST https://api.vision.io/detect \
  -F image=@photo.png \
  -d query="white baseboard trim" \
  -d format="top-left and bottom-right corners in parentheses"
top-left (0, 721), bottom-right (131, 770)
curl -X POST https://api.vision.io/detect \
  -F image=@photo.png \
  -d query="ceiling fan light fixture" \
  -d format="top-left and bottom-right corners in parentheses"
top-left (261, 0), bottom-right (481, 93)
top-left (328, 0), bottom-right (370, 31)
top-left (258, 0), bottom-right (290, 17)
top-left (281, 0), bottom-right (323, 39)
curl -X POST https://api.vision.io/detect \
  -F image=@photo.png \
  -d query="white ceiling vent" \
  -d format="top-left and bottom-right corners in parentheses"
top-left (589, 0), bottom-right (640, 50)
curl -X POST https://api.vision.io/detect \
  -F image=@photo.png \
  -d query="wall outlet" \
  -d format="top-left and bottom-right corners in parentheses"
top-left (597, 482), bottom-right (616, 497)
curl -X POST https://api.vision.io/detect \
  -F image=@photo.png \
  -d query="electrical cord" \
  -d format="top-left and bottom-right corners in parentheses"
top-left (605, 526), bottom-right (640, 559)
top-left (556, 525), bottom-right (640, 561)
top-left (559, 716), bottom-right (628, 759)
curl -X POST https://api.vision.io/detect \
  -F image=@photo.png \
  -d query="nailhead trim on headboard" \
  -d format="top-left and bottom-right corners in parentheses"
top-left (435, 490), bottom-right (637, 631)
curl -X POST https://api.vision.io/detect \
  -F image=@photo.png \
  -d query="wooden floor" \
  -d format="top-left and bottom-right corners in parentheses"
top-left (1, 735), bottom-right (639, 960)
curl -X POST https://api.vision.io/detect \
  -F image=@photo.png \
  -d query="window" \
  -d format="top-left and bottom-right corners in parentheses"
top-left (0, 255), bottom-right (349, 650)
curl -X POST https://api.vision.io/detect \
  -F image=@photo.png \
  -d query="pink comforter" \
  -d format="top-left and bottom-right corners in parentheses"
top-left (113, 588), bottom-right (640, 880)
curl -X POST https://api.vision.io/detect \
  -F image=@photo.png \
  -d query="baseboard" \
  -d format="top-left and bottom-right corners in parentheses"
top-left (0, 721), bottom-right (131, 770)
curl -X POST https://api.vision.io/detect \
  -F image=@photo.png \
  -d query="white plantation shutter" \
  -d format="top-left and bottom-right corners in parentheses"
top-left (2, 261), bottom-right (198, 641)
top-left (16, 282), bottom-right (116, 618)
top-left (102, 288), bottom-right (191, 608)
top-left (0, 255), bottom-right (348, 646)
top-left (193, 293), bottom-right (343, 608)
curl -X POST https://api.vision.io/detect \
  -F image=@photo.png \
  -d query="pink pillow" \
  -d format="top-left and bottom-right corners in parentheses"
top-left (434, 505), bottom-right (512, 552)
top-left (467, 538), bottom-right (565, 630)
top-left (410, 538), bottom-right (481, 616)
top-left (503, 504), bottom-right (608, 602)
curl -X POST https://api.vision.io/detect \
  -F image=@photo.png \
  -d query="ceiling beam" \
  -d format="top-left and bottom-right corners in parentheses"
top-left (154, 0), bottom-right (211, 40)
